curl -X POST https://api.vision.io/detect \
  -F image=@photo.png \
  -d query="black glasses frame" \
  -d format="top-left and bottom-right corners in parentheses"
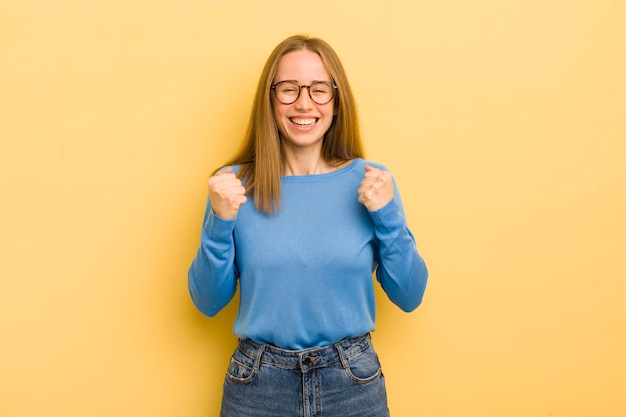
top-left (271, 80), bottom-right (337, 105)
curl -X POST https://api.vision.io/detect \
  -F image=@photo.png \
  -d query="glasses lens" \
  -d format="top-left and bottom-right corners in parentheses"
top-left (274, 81), bottom-right (300, 104)
top-left (309, 82), bottom-right (334, 104)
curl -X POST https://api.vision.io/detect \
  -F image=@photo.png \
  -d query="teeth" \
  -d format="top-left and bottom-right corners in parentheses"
top-left (291, 118), bottom-right (315, 126)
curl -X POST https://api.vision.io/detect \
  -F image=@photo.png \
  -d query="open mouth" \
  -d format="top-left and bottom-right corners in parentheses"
top-left (290, 118), bottom-right (318, 126)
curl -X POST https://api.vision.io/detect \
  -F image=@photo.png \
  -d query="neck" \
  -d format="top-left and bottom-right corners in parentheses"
top-left (282, 152), bottom-right (330, 176)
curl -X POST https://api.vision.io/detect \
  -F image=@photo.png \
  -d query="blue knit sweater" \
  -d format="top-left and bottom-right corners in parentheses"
top-left (188, 158), bottom-right (428, 349)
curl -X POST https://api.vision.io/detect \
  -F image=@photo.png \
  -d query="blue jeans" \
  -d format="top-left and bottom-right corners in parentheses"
top-left (220, 333), bottom-right (390, 417)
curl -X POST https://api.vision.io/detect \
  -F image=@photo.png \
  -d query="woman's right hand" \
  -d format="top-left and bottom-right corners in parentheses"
top-left (208, 168), bottom-right (247, 220)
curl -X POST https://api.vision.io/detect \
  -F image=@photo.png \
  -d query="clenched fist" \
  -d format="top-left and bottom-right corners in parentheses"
top-left (208, 168), bottom-right (247, 220)
top-left (358, 165), bottom-right (394, 212)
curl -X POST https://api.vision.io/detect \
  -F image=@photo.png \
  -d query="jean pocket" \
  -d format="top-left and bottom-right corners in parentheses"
top-left (343, 345), bottom-right (383, 384)
top-left (225, 351), bottom-right (258, 384)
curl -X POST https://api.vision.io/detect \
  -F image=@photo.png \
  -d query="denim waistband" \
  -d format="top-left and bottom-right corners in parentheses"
top-left (237, 333), bottom-right (372, 372)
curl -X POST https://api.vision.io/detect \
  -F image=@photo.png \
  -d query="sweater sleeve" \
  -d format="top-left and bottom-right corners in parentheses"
top-left (188, 198), bottom-right (238, 317)
top-left (369, 182), bottom-right (428, 312)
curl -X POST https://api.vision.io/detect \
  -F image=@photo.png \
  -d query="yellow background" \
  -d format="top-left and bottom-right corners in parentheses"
top-left (1, 1), bottom-right (625, 416)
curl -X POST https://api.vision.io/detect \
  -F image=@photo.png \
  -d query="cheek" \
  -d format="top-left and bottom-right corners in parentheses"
top-left (324, 106), bottom-right (336, 126)
top-left (271, 100), bottom-right (280, 120)
top-left (272, 107), bottom-right (289, 138)
top-left (272, 101), bottom-right (290, 123)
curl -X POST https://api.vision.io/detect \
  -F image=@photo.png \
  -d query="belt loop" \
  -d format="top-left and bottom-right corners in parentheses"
top-left (252, 344), bottom-right (266, 371)
top-left (334, 341), bottom-right (349, 369)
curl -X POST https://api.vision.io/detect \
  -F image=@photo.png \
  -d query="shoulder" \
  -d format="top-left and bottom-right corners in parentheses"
top-left (353, 158), bottom-right (390, 172)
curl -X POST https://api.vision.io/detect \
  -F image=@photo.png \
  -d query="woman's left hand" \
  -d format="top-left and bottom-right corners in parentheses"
top-left (358, 165), bottom-right (394, 212)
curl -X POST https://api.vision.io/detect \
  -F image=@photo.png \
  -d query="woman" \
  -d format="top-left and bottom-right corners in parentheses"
top-left (188, 34), bottom-right (428, 416)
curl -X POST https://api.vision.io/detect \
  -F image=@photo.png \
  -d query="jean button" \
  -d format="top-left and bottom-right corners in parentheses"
top-left (302, 356), bottom-right (318, 365)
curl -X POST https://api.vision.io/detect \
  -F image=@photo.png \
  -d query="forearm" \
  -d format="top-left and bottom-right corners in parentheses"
top-left (188, 207), bottom-right (238, 317)
top-left (371, 200), bottom-right (428, 312)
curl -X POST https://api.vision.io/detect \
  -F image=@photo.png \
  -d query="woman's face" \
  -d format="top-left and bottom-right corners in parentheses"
top-left (272, 49), bottom-right (335, 153)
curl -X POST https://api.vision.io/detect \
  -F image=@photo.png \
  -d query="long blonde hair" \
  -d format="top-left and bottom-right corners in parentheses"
top-left (222, 34), bottom-right (365, 214)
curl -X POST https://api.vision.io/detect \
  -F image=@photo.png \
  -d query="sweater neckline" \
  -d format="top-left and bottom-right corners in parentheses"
top-left (281, 158), bottom-right (361, 182)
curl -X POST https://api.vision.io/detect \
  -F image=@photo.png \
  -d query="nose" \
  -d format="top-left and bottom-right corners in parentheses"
top-left (294, 86), bottom-right (314, 109)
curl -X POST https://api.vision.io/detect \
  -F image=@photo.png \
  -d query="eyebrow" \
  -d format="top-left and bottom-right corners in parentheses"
top-left (274, 79), bottom-right (332, 84)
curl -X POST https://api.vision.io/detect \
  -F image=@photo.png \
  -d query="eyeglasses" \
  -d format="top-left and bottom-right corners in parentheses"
top-left (271, 80), bottom-right (337, 105)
